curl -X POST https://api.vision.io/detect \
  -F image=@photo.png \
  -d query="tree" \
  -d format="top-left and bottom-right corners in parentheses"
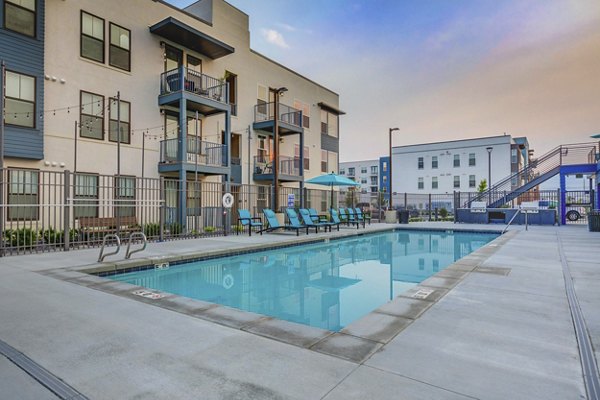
top-left (372, 190), bottom-right (388, 210)
top-left (345, 189), bottom-right (356, 208)
top-left (477, 179), bottom-right (488, 193)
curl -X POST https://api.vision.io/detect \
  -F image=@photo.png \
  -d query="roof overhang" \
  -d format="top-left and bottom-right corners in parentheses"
top-left (318, 102), bottom-right (345, 115)
top-left (149, 17), bottom-right (234, 59)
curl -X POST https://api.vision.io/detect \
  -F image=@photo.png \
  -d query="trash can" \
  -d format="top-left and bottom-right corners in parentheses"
top-left (397, 210), bottom-right (410, 224)
top-left (589, 210), bottom-right (600, 232)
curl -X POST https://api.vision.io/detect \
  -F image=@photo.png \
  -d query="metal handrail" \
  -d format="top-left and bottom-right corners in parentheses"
top-left (98, 234), bottom-right (121, 262)
top-left (125, 232), bottom-right (147, 259)
top-left (502, 209), bottom-right (521, 234)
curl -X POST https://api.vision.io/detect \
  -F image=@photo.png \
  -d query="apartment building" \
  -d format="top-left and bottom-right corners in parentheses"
top-left (1, 0), bottom-right (342, 216)
top-left (390, 135), bottom-right (531, 194)
top-left (339, 160), bottom-right (380, 193)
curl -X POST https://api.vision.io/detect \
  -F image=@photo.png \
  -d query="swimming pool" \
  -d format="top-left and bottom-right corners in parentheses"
top-left (110, 230), bottom-right (498, 331)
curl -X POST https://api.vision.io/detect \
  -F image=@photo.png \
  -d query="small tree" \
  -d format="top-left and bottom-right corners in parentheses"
top-left (372, 190), bottom-right (388, 210)
top-left (345, 189), bottom-right (355, 208)
top-left (439, 207), bottom-right (448, 219)
top-left (477, 179), bottom-right (488, 193)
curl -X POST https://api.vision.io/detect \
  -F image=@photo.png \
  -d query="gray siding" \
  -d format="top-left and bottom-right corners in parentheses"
top-left (321, 133), bottom-right (339, 153)
top-left (0, 0), bottom-right (44, 160)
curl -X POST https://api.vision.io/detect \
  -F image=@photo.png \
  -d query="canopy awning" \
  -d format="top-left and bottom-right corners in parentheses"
top-left (150, 17), bottom-right (234, 59)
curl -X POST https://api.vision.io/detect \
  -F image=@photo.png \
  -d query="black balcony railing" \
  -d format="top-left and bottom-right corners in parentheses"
top-left (160, 67), bottom-right (228, 104)
top-left (160, 137), bottom-right (227, 167)
top-left (253, 155), bottom-right (301, 176)
top-left (254, 102), bottom-right (302, 128)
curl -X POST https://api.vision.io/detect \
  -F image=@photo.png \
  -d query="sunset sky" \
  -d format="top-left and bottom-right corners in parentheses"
top-left (168, 0), bottom-right (600, 161)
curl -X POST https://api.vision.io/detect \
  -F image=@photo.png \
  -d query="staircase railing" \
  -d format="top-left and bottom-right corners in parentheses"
top-left (466, 142), bottom-right (598, 208)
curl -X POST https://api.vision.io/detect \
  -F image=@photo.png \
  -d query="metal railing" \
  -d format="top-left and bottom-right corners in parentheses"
top-left (253, 155), bottom-right (301, 177)
top-left (254, 102), bottom-right (302, 128)
top-left (160, 67), bottom-right (228, 104)
top-left (159, 138), bottom-right (227, 167)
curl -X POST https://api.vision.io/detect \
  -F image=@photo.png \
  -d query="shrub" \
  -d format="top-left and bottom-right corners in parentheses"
top-left (41, 228), bottom-right (79, 245)
top-left (439, 207), bottom-right (448, 219)
top-left (4, 228), bottom-right (39, 247)
top-left (143, 223), bottom-right (161, 237)
top-left (204, 226), bottom-right (216, 233)
top-left (168, 222), bottom-right (182, 235)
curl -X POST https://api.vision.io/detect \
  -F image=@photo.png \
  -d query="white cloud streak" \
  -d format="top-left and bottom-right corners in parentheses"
top-left (261, 28), bottom-right (290, 49)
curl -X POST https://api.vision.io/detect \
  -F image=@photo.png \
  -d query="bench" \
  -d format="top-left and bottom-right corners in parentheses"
top-left (79, 216), bottom-right (140, 241)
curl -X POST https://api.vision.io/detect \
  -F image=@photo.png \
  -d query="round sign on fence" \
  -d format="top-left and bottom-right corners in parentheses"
top-left (222, 193), bottom-right (234, 208)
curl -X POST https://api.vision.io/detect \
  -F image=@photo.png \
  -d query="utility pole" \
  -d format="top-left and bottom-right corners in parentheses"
top-left (388, 127), bottom-right (399, 210)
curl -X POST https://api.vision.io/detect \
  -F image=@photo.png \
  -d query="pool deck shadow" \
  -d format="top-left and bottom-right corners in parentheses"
top-left (0, 222), bottom-right (597, 399)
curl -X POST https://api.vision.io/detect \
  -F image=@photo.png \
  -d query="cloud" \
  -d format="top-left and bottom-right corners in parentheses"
top-left (276, 23), bottom-right (297, 32)
top-left (261, 28), bottom-right (290, 49)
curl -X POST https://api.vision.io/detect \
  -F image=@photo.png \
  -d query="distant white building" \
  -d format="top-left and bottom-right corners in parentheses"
top-left (339, 160), bottom-right (380, 194)
top-left (391, 135), bottom-right (531, 194)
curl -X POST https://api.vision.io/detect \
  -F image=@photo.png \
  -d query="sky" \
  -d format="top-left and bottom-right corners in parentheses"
top-left (167, 0), bottom-right (600, 161)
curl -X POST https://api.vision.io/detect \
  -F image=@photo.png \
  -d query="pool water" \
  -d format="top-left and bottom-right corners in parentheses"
top-left (110, 230), bottom-right (498, 331)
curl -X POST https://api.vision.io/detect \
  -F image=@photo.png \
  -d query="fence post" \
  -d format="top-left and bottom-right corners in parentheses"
top-left (428, 193), bottom-right (432, 221)
top-left (556, 188), bottom-right (561, 225)
top-left (453, 191), bottom-right (459, 223)
top-left (63, 170), bottom-right (71, 252)
top-left (159, 176), bottom-right (165, 241)
top-left (224, 181), bottom-right (231, 236)
top-left (404, 192), bottom-right (407, 209)
top-left (0, 169), bottom-right (4, 257)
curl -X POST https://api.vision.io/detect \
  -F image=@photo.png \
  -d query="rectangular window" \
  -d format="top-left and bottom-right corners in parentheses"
top-left (453, 175), bottom-right (460, 188)
top-left (109, 98), bottom-right (130, 144)
top-left (418, 157), bottom-right (424, 169)
top-left (361, 178), bottom-right (367, 184)
top-left (340, 169), bottom-right (345, 175)
top-left (320, 109), bottom-right (338, 137)
top-left (383, 162), bottom-right (387, 172)
top-left (4, 0), bottom-right (36, 37)
top-left (328, 151), bottom-right (338, 174)
top-left (74, 173), bottom-right (99, 219)
top-left (294, 100), bottom-right (310, 129)
top-left (469, 175), bottom-right (476, 188)
top-left (295, 145), bottom-right (309, 170)
top-left (5, 71), bottom-right (35, 128)
top-left (382, 176), bottom-right (387, 183)
top-left (225, 71), bottom-right (237, 116)
top-left (80, 91), bottom-right (104, 140)
top-left (432, 176), bottom-right (438, 189)
top-left (469, 153), bottom-right (476, 166)
top-left (453, 154), bottom-right (460, 167)
top-left (348, 167), bottom-right (355, 176)
top-left (418, 177), bottom-right (424, 190)
top-left (109, 23), bottom-right (130, 71)
top-left (361, 167), bottom-right (367, 174)
top-left (371, 166), bottom-right (378, 174)
top-left (433, 259), bottom-right (439, 272)
top-left (81, 11), bottom-right (105, 63)
top-left (8, 169), bottom-right (39, 220)
top-left (511, 148), bottom-right (518, 164)
top-left (114, 176), bottom-right (135, 217)
top-left (432, 156), bottom-right (438, 169)
top-left (418, 258), bottom-right (425, 270)
top-left (321, 150), bottom-right (328, 173)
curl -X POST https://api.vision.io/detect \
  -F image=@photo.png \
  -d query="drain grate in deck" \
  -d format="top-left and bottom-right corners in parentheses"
top-left (473, 266), bottom-right (511, 276)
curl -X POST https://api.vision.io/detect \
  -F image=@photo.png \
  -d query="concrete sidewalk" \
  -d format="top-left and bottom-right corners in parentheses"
top-left (0, 223), bottom-right (597, 399)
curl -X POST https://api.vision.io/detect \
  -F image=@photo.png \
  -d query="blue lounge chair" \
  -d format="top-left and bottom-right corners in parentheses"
top-left (308, 208), bottom-right (328, 224)
top-left (338, 208), bottom-right (359, 229)
top-left (299, 208), bottom-right (336, 232)
top-left (237, 209), bottom-right (263, 236)
top-left (285, 208), bottom-right (315, 234)
top-left (355, 208), bottom-right (371, 225)
top-left (349, 208), bottom-right (365, 228)
top-left (262, 209), bottom-right (307, 236)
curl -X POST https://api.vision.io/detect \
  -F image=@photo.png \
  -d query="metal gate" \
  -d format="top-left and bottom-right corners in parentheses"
top-left (564, 190), bottom-right (592, 225)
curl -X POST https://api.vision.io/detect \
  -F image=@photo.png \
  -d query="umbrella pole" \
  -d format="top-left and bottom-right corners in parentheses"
top-left (330, 183), bottom-right (334, 211)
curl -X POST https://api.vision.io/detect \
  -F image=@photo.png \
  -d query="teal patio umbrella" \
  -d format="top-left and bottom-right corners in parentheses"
top-left (306, 172), bottom-right (360, 209)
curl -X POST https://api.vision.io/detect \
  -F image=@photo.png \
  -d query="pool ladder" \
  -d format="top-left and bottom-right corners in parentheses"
top-left (98, 232), bottom-right (147, 262)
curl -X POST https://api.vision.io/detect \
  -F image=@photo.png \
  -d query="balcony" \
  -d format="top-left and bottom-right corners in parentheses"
top-left (159, 67), bottom-right (229, 116)
top-left (253, 102), bottom-right (303, 136)
top-left (253, 155), bottom-right (302, 182)
top-left (159, 137), bottom-right (228, 175)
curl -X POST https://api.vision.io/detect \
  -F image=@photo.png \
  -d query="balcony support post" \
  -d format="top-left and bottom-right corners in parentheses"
top-left (178, 98), bottom-right (188, 231)
top-left (299, 127), bottom-right (305, 208)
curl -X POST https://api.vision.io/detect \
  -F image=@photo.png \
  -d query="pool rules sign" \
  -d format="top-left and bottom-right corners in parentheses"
top-left (222, 193), bottom-right (234, 208)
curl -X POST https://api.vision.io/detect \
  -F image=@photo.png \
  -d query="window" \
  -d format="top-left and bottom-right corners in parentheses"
top-left (74, 173), bottom-right (99, 218)
top-left (361, 178), bottom-right (367, 184)
top-left (348, 167), bottom-right (355, 176)
top-left (4, 0), bottom-right (36, 37)
top-left (361, 167), bottom-right (367, 174)
top-left (109, 23), bottom-right (130, 71)
top-left (115, 176), bottom-right (135, 217)
top-left (418, 157), bottom-right (424, 169)
top-left (511, 148), bottom-right (518, 164)
top-left (328, 151), bottom-right (338, 174)
top-left (320, 109), bottom-right (338, 137)
top-left (321, 150), bottom-right (328, 173)
top-left (382, 176), bottom-right (387, 183)
top-left (225, 71), bottom-right (237, 116)
top-left (371, 166), bottom-right (378, 174)
top-left (81, 11), bottom-right (105, 63)
top-left (382, 161), bottom-right (387, 172)
top-left (294, 100), bottom-right (310, 129)
top-left (370, 177), bottom-right (377, 185)
top-left (5, 71), bottom-right (35, 128)
top-left (418, 177), bottom-right (424, 190)
top-left (80, 91), bottom-right (104, 140)
top-left (433, 259), bottom-right (439, 272)
top-left (340, 169), bottom-right (345, 175)
top-left (432, 176), bottom-right (438, 189)
top-left (109, 98), bottom-right (130, 144)
top-left (187, 55), bottom-right (202, 73)
top-left (418, 258), bottom-right (425, 270)
top-left (469, 175), bottom-right (476, 188)
top-left (187, 181), bottom-right (200, 216)
top-left (8, 169), bottom-right (38, 220)
top-left (453, 154), bottom-right (460, 167)
top-left (469, 153), bottom-right (476, 166)
top-left (295, 145), bottom-right (309, 170)
top-left (454, 176), bottom-right (460, 189)
top-left (371, 187), bottom-right (377, 193)
top-left (432, 156), bottom-right (438, 169)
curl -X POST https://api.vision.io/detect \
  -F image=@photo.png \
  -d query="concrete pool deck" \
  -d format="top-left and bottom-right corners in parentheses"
top-left (0, 222), bottom-right (598, 399)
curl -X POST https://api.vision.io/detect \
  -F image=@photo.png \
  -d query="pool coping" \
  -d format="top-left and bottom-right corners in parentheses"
top-left (38, 226), bottom-right (515, 364)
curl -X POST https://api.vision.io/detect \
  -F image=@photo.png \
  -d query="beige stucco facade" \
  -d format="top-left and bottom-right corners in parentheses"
top-left (8, 0), bottom-right (341, 185)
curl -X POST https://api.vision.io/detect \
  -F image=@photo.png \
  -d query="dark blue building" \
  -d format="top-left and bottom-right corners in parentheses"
top-left (1, 0), bottom-right (45, 159)
top-left (379, 156), bottom-right (390, 200)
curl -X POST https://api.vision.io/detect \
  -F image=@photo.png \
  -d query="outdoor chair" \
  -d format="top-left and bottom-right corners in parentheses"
top-left (286, 209), bottom-right (315, 234)
top-left (355, 208), bottom-right (371, 225)
top-left (308, 208), bottom-right (329, 224)
top-left (335, 208), bottom-right (359, 229)
top-left (347, 208), bottom-right (365, 228)
top-left (299, 208), bottom-right (336, 232)
top-left (262, 209), bottom-right (307, 236)
top-left (237, 209), bottom-right (263, 236)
